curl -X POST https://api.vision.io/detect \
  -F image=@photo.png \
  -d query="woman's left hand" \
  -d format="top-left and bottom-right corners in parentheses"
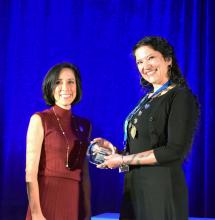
top-left (97, 153), bottom-right (122, 169)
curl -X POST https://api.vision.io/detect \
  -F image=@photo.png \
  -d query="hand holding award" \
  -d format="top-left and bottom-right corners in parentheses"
top-left (87, 138), bottom-right (116, 166)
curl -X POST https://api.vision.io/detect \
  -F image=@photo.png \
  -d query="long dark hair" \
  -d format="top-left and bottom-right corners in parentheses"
top-left (133, 36), bottom-right (187, 89)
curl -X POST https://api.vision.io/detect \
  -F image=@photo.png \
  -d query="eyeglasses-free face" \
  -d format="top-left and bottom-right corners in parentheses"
top-left (53, 68), bottom-right (77, 110)
top-left (135, 46), bottom-right (172, 91)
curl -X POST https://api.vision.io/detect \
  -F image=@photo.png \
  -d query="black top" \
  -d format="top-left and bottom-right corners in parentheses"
top-left (127, 85), bottom-right (199, 164)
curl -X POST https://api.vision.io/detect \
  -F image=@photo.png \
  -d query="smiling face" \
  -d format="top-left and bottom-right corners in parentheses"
top-left (53, 68), bottom-right (77, 109)
top-left (134, 46), bottom-right (172, 90)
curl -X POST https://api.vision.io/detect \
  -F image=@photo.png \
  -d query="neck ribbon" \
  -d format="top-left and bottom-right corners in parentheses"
top-left (123, 80), bottom-right (172, 148)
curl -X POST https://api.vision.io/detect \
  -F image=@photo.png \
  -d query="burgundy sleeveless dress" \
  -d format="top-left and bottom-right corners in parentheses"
top-left (26, 105), bottom-right (91, 220)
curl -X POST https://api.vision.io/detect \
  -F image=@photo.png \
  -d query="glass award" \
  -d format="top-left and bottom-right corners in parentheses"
top-left (87, 142), bottom-right (112, 165)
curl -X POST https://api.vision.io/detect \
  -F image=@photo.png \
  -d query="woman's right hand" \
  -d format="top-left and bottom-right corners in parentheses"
top-left (32, 213), bottom-right (46, 220)
top-left (91, 137), bottom-right (116, 154)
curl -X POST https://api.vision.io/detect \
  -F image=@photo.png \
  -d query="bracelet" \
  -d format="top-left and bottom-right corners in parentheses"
top-left (119, 155), bottom-right (129, 173)
top-left (121, 155), bottom-right (127, 166)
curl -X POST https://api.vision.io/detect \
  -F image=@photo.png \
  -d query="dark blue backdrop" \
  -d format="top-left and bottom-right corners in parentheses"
top-left (0, 0), bottom-right (215, 219)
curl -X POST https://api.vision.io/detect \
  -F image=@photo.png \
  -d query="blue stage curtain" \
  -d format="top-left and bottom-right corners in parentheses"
top-left (0, 0), bottom-right (214, 219)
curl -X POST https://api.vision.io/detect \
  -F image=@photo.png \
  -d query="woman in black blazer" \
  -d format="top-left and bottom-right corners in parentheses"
top-left (94, 36), bottom-right (199, 220)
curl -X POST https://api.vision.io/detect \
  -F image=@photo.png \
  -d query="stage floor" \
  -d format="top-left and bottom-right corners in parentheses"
top-left (91, 213), bottom-right (215, 220)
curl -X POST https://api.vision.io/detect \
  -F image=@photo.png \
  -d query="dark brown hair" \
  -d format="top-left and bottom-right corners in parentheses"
top-left (42, 62), bottom-right (82, 106)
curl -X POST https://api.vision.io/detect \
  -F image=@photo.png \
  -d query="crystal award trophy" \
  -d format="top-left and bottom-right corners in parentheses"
top-left (87, 142), bottom-right (112, 165)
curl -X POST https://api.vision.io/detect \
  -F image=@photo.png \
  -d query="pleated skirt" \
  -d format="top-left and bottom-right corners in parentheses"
top-left (26, 175), bottom-right (80, 220)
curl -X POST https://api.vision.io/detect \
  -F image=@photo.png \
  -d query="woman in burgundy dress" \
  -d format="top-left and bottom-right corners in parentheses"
top-left (25, 62), bottom-right (91, 220)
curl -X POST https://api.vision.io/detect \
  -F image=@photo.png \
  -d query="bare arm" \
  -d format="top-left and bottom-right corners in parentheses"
top-left (99, 149), bottom-right (157, 169)
top-left (122, 150), bottom-right (157, 165)
top-left (25, 114), bottom-right (46, 220)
